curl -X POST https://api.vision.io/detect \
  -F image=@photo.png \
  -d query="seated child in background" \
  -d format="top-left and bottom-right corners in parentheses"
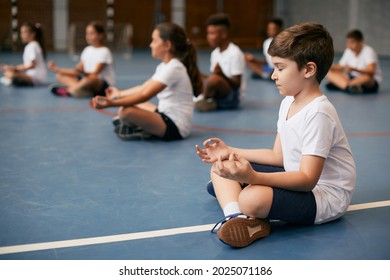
top-left (0, 22), bottom-right (47, 87)
top-left (245, 18), bottom-right (283, 80)
top-left (48, 21), bottom-right (115, 97)
top-left (91, 22), bottom-right (202, 141)
top-left (194, 13), bottom-right (246, 112)
top-left (326, 29), bottom-right (382, 94)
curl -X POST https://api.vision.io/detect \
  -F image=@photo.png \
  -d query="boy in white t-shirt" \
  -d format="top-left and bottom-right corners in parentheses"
top-left (326, 29), bottom-right (382, 94)
top-left (196, 22), bottom-right (356, 248)
top-left (195, 14), bottom-right (246, 112)
top-left (47, 21), bottom-right (115, 98)
top-left (245, 18), bottom-right (283, 80)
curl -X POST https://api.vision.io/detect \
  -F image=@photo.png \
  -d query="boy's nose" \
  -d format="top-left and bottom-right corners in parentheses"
top-left (270, 70), bottom-right (277, 81)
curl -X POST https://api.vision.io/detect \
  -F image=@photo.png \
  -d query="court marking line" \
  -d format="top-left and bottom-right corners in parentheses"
top-left (1, 104), bottom-right (389, 137)
top-left (0, 200), bottom-right (389, 255)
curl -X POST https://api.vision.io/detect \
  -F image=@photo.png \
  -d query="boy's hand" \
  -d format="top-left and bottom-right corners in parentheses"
top-left (212, 153), bottom-right (254, 182)
top-left (195, 138), bottom-right (230, 164)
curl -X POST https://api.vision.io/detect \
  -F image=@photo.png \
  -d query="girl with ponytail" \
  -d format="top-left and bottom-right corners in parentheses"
top-left (0, 22), bottom-right (47, 86)
top-left (92, 22), bottom-right (202, 141)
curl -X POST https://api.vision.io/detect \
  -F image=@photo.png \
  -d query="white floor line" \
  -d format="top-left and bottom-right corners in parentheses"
top-left (1, 200), bottom-right (389, 255)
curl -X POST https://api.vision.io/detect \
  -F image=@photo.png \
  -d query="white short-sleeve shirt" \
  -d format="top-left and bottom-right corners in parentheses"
top-left (339, 44), bottom-right (382, 84)
top-left (80, 46), bottom-right (115, 85)
top-left (210, 42), bottom-right (246, 98)
top-left (152, 58), bottom-right (194, 138)
top-left (24, 41), bottom-right (47, 85)
top-left (263, 37), bottom-right (273, 68)
top-left (277, 96), bottom-right (356, 224)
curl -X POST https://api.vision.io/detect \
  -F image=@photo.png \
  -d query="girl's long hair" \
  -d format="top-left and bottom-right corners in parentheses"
top-left (156, 22), bottom-right (203, 96)
top-left (21, 22), bottom-right (46, 59)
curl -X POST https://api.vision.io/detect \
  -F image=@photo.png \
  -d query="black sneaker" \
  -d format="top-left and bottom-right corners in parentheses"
top-left (347, 85), bottom-right (363, 94)
top-left (117, 125), bottom-right (152, 140)
top-left (112, 116), bottom-right (120, 127)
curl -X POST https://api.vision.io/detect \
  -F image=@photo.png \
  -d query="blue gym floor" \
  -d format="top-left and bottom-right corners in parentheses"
top-left (0, 50), bottom-right (389, 260)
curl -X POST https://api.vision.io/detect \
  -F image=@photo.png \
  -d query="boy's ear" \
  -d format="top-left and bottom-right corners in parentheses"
top-left (165, 40), bottom-right (173, 52)
top-left (304, 62), bottom-right (317, 79)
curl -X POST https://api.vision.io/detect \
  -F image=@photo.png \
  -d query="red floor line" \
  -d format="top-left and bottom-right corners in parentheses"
top-left (89, 102), bottom-right (117, 117)
top-left (0, 106), bottom-right (90, 114)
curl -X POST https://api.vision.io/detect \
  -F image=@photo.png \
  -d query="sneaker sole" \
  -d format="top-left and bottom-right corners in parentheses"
top-left (117, 131), bottom-right (152, 141)
top-left (217, 218), bottom-right (271, 248)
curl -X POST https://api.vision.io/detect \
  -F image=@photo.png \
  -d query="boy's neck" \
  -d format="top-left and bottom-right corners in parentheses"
top-left (288, 85), bottom-right (322, 120)
top-left (218, 41), bottom-right (230, 52)
top-left (293, 84), bottom-right (322, 105)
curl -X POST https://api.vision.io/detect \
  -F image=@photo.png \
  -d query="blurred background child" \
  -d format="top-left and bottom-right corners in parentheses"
top-left (0, 22), bottom-right (47, 86)
top-left (47, 21), bottom-right (115, 97)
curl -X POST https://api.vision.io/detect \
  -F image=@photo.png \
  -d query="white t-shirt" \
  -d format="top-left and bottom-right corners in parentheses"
top-left (263, 37), bottom-right (273, 68)
top-left (24, 41), bottom-right (47, 85)
top-left (80, 46), bottom-right (115, 85)
top-left (339, 44), bottom-right (382, 84)
top-left (210, 42), bottom-right (246, 98)
top-left (277, 95), bottom-right (356, 224)
top-left (152, 58), bottom-right (194, 138)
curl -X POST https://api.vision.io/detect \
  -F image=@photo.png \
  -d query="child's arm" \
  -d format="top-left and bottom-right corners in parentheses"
top-left (91, 79), bottom-right (165, 109)
top-left (196, 135), bottom-right (283, 167)
top-left (105, 84), bottom-right (144, 100)
top-left (213, 63), bottom-right (241, 89)
top-left (47, 60), bottom-right (83, 76)
top-left (2, 62), bottom-right (35, 72)
top-left (346, 63), bottom-right (376, 77)
top-left (213, 150), bottom-right (325, 192)
top-left (84, 63), bottom-right (106, 78)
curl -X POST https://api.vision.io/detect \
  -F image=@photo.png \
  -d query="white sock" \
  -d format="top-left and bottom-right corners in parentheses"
top-left (223, 202), bottom-right (241, 217)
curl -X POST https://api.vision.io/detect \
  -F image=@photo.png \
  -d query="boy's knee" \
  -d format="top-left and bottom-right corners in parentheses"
top-left (119, 106), bottom-right (138, 122)
top-left (238, 186), bottom-right (273, 218)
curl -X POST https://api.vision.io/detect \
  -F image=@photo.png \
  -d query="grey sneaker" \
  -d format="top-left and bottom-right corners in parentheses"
top-left (347, 85), bottom-right (363, 94)
top-left (195, 98), bottom-right (218, 112)
top-left (117, 125), bottom-right (152, 140)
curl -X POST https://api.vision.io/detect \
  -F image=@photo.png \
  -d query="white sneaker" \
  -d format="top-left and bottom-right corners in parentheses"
top-left (0, 77), bottom-right (12, 86)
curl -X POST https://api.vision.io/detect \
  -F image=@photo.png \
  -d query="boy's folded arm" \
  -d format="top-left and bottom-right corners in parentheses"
top-left (249, 155), bottom-right (325, 192)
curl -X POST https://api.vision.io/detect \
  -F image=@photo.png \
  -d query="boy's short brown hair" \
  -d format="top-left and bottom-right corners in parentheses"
top-left (268, 22), bottom-right (334, 83)
top-left (346, 29), bottom-right (363, 41)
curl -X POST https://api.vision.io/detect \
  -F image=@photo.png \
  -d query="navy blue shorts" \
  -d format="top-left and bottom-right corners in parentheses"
top-left (250, 163), bottom-right (317, 225)
top-left (216, 88), bottom-right (240, 109)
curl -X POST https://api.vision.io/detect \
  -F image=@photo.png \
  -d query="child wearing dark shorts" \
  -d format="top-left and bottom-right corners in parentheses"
top-left (196, 22), bottom-right (356, 248)
top-left (92, 22), bottom-right (202, 141)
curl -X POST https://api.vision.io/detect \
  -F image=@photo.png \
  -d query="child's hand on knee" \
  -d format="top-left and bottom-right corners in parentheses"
top-left (212, 153), bottom-right (253, 182)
